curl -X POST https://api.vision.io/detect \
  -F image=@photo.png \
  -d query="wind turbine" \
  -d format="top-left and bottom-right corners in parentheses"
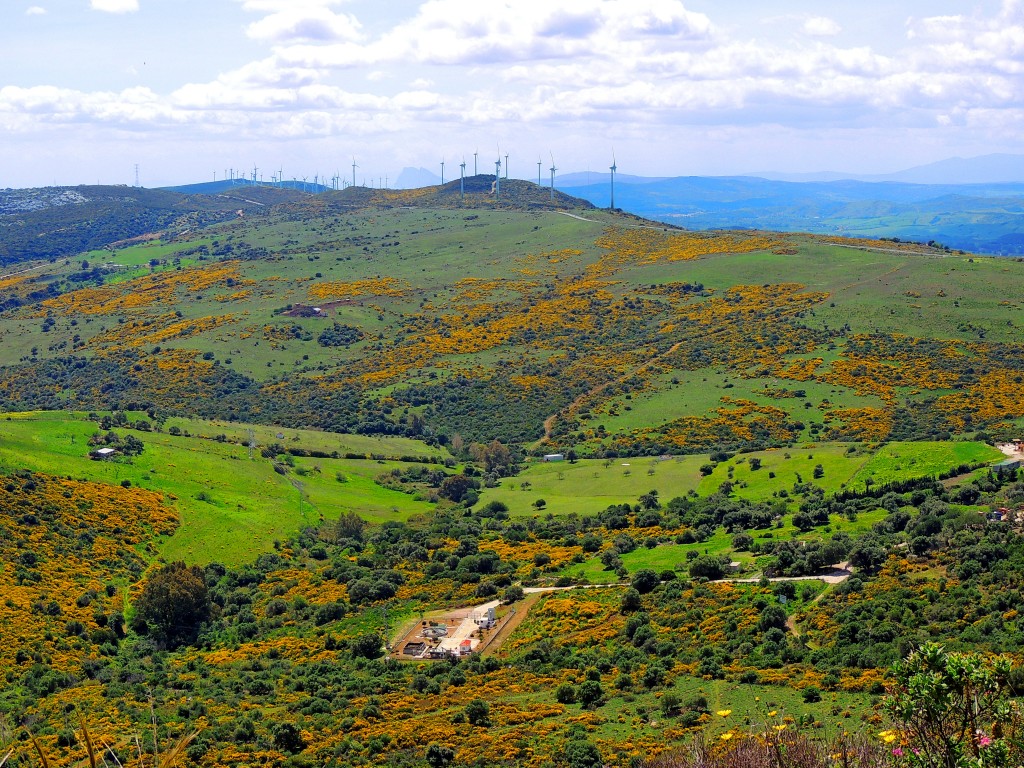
top-left (352, 158), bottom-right (358, 188)
top-left (252, 165), bottom-right (258, 185)
top-left (440, 159), bottom-right (445, 185)
top-left (460, 158), bottom-right (466, 199)
top-left (504, 153), bottom-right (509, 179)
top-left (537, 157), bottom-right (542, 186)
top-left (302, 176), bottom-right (308, 193)
top-left (609, 152), bottom-right (617, 210)
top-left (549, 152), bottom-right (557, 202)
top-left (473, 149), bottom-right (478, 176)
top-left (494, 156), bottom-right (501, 197)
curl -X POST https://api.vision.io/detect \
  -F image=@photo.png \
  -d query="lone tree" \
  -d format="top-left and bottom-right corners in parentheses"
top-left (132, 562), bottom-right (212, 648)
top-left (464, 698), bottom-right (491, 727)
top-left (425, 742), bottom-right (455, 768)
top-left (631, 569), bottom-right (660, 594)
top-left (688, 555), bottom-right (726, 581)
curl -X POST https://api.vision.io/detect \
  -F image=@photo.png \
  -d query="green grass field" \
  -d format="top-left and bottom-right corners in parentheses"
top-left (482, 441), bottom-right (997, 521)
top-left (850, 441), bottom-right (1004, 488)
top-left (697, 444), bottom-right (868, 499)
top-left (483, 455), bottom-right (708, 517)
top-left (163, 416), bottom-right (449, 459)
top-left (0, 411), bottom-right (438, 565)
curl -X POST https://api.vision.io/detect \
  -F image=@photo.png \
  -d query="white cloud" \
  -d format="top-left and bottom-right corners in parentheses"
top-left (6, 0), bottom-right (1024, 185)
top-left (246, 7), bottom-right (362, 43)
top-left (90, 0), bottom-right (139, 13)
top-left (240, 0), bottom-right (346, 11)
top-left (25, 6), bottom-right (46, 15)
top-left (803, 16), bottom-right (841, 37)
top-left (269, 0), bottom-right (714, 72)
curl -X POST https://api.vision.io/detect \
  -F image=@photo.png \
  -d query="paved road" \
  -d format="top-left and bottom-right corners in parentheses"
top-left (724, 563), bottom-right (853, 585)
top-left (0, 263), bottom-right (47, 281)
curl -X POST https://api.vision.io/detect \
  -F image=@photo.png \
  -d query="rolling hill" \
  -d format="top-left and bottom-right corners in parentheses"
top-left (3, 179), bottom-right (1024, 768)
top-left (2, 180), bottom-right (1023, 452)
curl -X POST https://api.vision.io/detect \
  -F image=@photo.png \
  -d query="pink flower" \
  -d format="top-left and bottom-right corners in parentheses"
top-left (892, 747), bottom-right (903, 757)
top-left (978, 734), bottom-right (992, 748)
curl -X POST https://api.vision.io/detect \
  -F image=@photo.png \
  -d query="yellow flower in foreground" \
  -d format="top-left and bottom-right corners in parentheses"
top-left (768, 711), bottom-right (777, 717)
top-left (717, 710), bottom-right (732, 717)
top-left (880, 731), bottom-right (898, 744)
top-left (774, 724), bottom-right (787, 732)
top-left (720, 732), bottom-right (734, 741)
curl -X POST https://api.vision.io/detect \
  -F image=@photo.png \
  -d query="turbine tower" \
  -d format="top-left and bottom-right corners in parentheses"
top-left (352, 158), bottom-right (358, 188)
top-left (504, 153), bottom-right (509, 179)
top-left (460, 158), bottom-right (466, 199)
top-left (609, 153), bottom-right (617, 210)
top-left (495, 157), bottom-right (501, 198)
top-left (440, 159), bottom-right (445, 185)
top-left (474, 150), bottom-right (478, 176)
top-left (549, 153), bottom-right (557, 202)
top-left (537, 158), bottom-right (542, 186)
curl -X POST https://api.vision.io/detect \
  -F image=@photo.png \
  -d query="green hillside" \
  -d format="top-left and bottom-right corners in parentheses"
top-left (2, 187), bottom-right (1024, 768)
top-left (0, 411), bottom-right (450, 565)
top-left (2, 188), bottom-right (1023, 457)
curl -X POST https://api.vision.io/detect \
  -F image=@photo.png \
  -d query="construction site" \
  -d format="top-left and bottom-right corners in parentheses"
top-left (392, 600), bottom-right (510, 660)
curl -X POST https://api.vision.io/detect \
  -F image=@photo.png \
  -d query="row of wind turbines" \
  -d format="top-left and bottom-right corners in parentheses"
top-left (214, 159), bottom-right (378, 192)
top-left (214, 152), bottom-right (620, 208)
top-left (439, 150), bottom-right (618, 207)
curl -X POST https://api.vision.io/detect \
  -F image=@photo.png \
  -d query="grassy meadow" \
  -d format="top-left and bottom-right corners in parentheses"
top-left (483, 440), bottom-right (998, 520)
top-left (0, 411), bottom-right (439, 565)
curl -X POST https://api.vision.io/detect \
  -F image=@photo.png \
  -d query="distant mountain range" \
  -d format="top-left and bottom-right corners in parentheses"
top-left (546, 155), bottom-right (1024, 255)
top-left (744, 153), bottom-right (1024, 185)
top-left (557, 176), bottom-right (1024, 255)
top-left (387, 156), bottom-right (1024, 255)
top-left (555, 154), bottom-right (1024, 187)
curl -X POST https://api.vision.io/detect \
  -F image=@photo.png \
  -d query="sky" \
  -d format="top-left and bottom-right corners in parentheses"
top-left (2, 0), bottom-right (1023, 188)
